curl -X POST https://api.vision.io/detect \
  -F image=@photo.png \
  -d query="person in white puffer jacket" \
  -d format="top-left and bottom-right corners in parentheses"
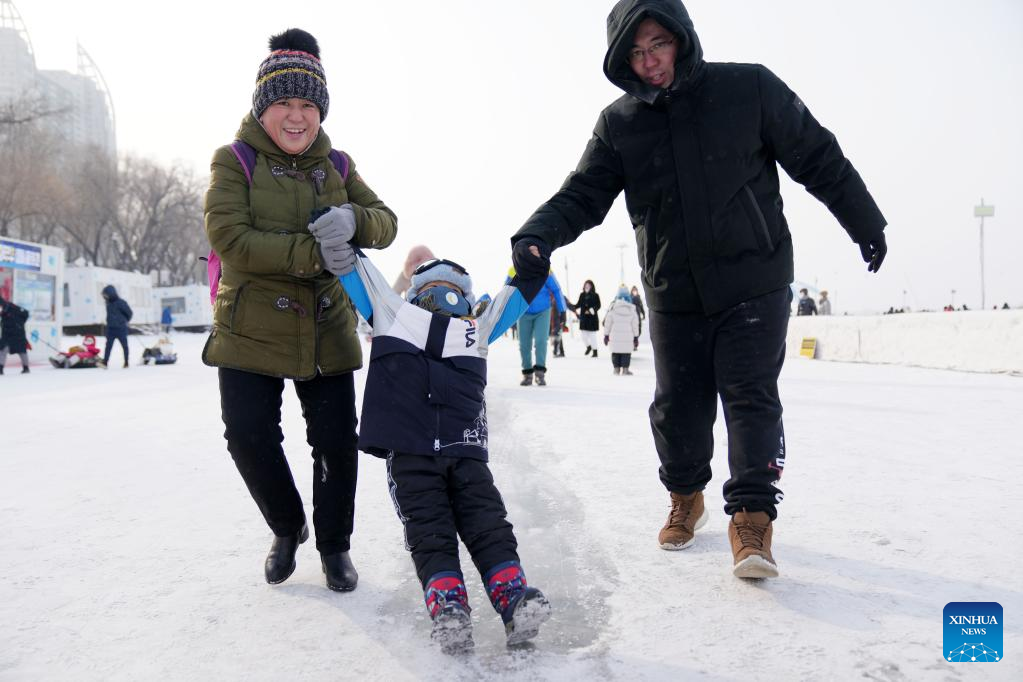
top-left (602, 286), bottom-right (641, 375)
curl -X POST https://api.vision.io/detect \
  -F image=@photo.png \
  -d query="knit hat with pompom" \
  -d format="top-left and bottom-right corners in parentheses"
top-left (252, 28), bottom-right (329, 121)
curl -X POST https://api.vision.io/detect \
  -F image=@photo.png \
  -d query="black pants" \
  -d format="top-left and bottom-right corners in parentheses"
top-left (611, 352), bottom-right (632, 369)
top-left (104, 329), bottom-right (129, 364)
top-left (218, 368), bottom-right (358, 554)
top-left (648, 286), bottom-right (790, 519)
top-left (386, 453), bottom-right (518, 588)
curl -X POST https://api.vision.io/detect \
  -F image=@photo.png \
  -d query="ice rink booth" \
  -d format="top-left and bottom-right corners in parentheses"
top-left (0, 238), bottom-right (64, 366)
top-left (152, 285), bottom-right (212, 331)
top-left (62, 264), bottom-right (157, 335)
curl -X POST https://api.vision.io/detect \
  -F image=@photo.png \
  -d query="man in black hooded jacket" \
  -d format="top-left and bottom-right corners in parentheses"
top-left (100, 285), bottom-right (133, 368)
top-left (510, 0), bottom-right (887, 579)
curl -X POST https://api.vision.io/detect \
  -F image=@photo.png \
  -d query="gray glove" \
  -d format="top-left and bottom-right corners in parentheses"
top-left (318, 241), bottom-right (356, 275)
top-left (309, 204), bottom-right (357, 275)
top-left (308, 204), bottom-right (356, 243)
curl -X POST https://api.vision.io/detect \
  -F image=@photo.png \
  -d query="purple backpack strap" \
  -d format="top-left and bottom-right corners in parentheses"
top-left (231, 140), bottom-right (346, 185)
top-left (328, 149), bottom-right (349, 182)
top-left (208, 140), bottom-right (257, 306)
top-left (229, 140), bottom-right (257, 185)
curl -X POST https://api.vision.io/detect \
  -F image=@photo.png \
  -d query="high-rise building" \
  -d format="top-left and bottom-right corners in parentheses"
top-left (0, 0), bottom-right (116, 158)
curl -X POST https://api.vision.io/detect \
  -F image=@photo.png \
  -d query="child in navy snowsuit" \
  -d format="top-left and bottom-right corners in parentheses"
top-left (340, 252), bottom-right (553, 654)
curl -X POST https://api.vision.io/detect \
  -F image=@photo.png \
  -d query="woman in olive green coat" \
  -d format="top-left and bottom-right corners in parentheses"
top-left (203, 29), bottom-right (396, 591)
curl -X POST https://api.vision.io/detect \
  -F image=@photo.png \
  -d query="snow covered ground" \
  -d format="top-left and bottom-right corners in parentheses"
top-left (1, 331), bottom-right (1020, 681)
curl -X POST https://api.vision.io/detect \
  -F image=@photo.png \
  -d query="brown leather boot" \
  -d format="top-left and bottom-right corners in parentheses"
top-left (658, 491), bottom-right (708, 550)
top-left (728, 509), bottom-right (778, 578)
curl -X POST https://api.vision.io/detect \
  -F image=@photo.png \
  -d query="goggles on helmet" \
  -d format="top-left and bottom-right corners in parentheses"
top-left (411, 258), bottom-right (470, 278)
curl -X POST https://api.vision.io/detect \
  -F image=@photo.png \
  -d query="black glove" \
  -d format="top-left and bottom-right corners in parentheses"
top-left (858, 232), bottom-right (887, 273)
top-left (511, 237), bottom-right (551, 278)
top-left (603, 335), bottom-right (609, 346)
top-left (559, 311), bottom-right (567, 326)
top-left (633, 337), bottom-right (639, 350)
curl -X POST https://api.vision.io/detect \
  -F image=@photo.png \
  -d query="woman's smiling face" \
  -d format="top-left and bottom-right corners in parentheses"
top-left (259, 97), bottom-right (320, 155)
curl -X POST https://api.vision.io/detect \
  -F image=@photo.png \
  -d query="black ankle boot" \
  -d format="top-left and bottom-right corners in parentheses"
top-left (321, 551), bottom-right (359, 592)
top-left (264, 523), bottom-right (308, 584)
top-left (21, 366), bottom-right (29, 374)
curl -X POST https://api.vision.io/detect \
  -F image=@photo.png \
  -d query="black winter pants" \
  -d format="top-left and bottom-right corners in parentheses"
top-left (648, 286), bottom-right (790, 519)
top-left (103, 329), bottom-right (129, 364)
top-left (218, 368), bottom-right (358, 554)
top-left (611, 352), bottom-right (632, 369)
top-left (386, 453), bottom-right (518, 588)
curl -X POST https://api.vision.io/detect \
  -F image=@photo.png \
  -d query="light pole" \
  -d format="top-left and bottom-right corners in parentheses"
top-left (973, 199), bottom-right (995, 310)
top-left (616, 242), bottom-right (628, 285)
top-left (562, 257), bottom-right (571, 302)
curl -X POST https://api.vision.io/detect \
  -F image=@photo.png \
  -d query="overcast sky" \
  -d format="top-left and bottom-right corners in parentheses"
top-left (19, 0), bottom-right (1023, 312)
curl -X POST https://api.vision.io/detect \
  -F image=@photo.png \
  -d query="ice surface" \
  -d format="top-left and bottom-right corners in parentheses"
top-left (1, 332), bottom-right (1020, 680)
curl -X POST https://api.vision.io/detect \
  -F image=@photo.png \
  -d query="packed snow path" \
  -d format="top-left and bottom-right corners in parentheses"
top-left (1, 333), bottom-right (1019, 680)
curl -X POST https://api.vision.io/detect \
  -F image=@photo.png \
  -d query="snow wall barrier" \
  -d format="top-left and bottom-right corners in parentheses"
top-left (786, 310), bottom-right (1023, 374)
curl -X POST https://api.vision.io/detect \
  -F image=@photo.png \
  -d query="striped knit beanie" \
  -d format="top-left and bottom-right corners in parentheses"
top-left (252, 29), bottom-right (329, 121)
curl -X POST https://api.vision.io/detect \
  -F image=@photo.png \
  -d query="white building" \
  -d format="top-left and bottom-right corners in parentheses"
top-left (153, 285), bottom-right (212, 331)
top-left (63, 264), bottom-right (156, 332)
top-left (0, 236), bottom-right (63, 366)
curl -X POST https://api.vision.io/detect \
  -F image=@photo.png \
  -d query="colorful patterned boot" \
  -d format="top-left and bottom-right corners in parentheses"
top-left (424, 572), bottom-right (473, 654)
top-left (484, 561), bottom-right (551, 646)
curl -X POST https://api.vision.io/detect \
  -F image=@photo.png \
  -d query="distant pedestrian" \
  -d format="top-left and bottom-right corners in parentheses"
top-left (161, 305), bottom-right (174, 333)
top-left (549, 290), bottom-right (567, 358)
top-left (99, 285), bottom-right (133, 368)
top-left (818, 290), bottom-right (831, 316)
top-left (630, 285), bottom-right (646, 336)
top-left (568, 280), bottom-right (601, 357)
top-left (508, 268), bottom-right (566, 386)
top-left (603, 287), bottom-right (640, 375)
top-left (0, 295), bottom-right (30, 375)
top-left (796, 288), bottom-right (817, 316)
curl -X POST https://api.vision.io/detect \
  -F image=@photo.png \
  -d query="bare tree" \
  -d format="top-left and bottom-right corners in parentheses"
top-left (107, 156), bottom-right (207, 283)
top-left (50, 145), bottom-right (119, 266)
top-left (0, 99), bottom-right (65, 238)
top-left (1, 93), bottom-right (208, 283)
top-left (0, 93), bottom-right (71, 127)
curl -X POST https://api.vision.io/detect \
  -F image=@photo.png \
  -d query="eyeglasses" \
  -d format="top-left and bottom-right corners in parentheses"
top-left (628, 38), bottom-right (675, 64)
top-left (412, 258), bottom-right (469, 277)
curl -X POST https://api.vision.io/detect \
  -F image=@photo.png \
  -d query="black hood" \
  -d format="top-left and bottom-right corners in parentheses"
top-left (603, 0), bottom-right (704, 104)
top-left (101, 285), bottom-right (119, 301)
